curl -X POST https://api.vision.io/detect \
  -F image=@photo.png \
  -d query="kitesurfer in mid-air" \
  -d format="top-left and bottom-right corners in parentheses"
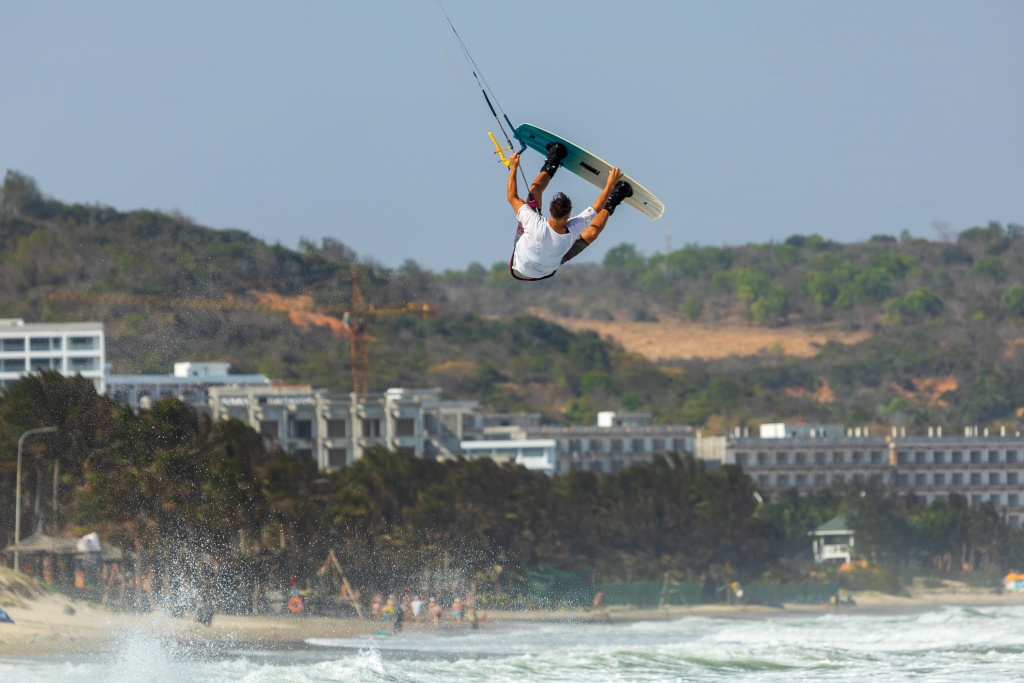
top-left (507, 143), bottom-right (634, 280)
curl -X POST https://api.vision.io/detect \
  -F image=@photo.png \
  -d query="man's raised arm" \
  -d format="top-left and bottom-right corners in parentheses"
top-left (590, 167), bottom-right (624, 213)
top-left (507, 153), bottom-right (526, 214)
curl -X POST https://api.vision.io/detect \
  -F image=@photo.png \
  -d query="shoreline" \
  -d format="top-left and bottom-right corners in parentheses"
top-left (3, 582), bottom-right (1024, 657)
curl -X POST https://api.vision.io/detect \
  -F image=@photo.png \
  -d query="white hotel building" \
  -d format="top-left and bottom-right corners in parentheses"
top-left (0, 319), bottom-right (105, 393)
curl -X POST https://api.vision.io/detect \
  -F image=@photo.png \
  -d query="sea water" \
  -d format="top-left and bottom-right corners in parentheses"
top-left (2, 606), bottom-right (1024, 682)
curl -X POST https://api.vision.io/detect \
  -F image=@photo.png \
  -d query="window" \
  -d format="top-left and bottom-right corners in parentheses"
top-left (327, 419), bottom-right (347, 438)
top-left (361, 418), bottom-right (381, 437)
top-left (971, 473), bottom-right (983, 485)
top-left (776, 452), bottom-right (788, 465)
top-left (758, 474), bottom-right (770, 487)
top-left (870, 451), bottom-right (883, 464)
top-left (989, 472), bottom-right (1001, 485)
top-left (870, 473), bottom-right (883, 484)
top-left (69, 356), bottom-right (98, 371)
top-left (395, 418), bottom-right (416, 436)
top-left (832, 451), bottom-right (845, 464)
top-left (990, 494), bottom-right (1002, 506)
top-left (652, 438), bottom-right (665, 451)
top-left (51, 337), bottom-right (61, 350)
top-left (397, 447), bottom-right (416, 457)
top-left (814, 452), bottom-right (826, 465)
top-left (971, 494), bottom-right (982, 507)
top-left (1009, 494), bottom-right (1020, 507)
top-left (814, 474), bottom-right (827, 487)
top-left (796, 474), bottom-right (807, 486)
top-left (569, 439), bottom-right (583, 452)
top-left (1008, 450), bottom-right (1020, 464)
top-left (933, 451), bottom-right (946, 465)
top-left (610, 439), bottom-right (623, 453)
top-left (1, 338), bottom-right (25, 352)
top-left (953, 473), bottom-right (964, 486)
top-left (29, 337), bottom-right (50, 351)
top-left (327, 448), bottom-right (347, 467)
top-left (915, 451), bottom-right (927, 464)
top-left (853, 473), bottom-right (865, 483)
top-left (2, 358), bottom-right (25, 372)
top-left (30, 358), bottom-right (52, 371)
top-left (795, 452), bottom-right (807, 465)
top-left (757, 452), bottom-right (768, 466)
top-left (292, 420), bottom-right (313, 439)
top-left (896, 451), bottom-right (909, 465)
top-left (611, 459), bottom-right (624, 473)
top-left (989, 450), bottom-right (1001, 464)
top-left (1011, 515), bottom-right (1021, 529)
top-left (970, 451), bottom-right (983, 464)
top-left (897, 474), bottom-right (909, 486)
top-left (735, 452), bottom-right (749, 467)
top-left (631, 439), bottom-right (644, 453)
top-left (69, 336), bottom-right (97, 351)
top-left (833, 473), bottom-right (845, 484)
top-left (934, 473), bottom-right (946, 486)
top-left (915, 473), bottom-right (927, 486)
top-left (260, 421), bottom-right (278, 440)
top-left (777, 474), bottom-right (789, 487)
top-left (852, 451), bottom-right (863, 464)
top-left (591, 461), bottom-right (605, 473)
top-left (952, 450), bottom-right (963, 464)
top-left (1009, 472), bottom-right (1019, 485)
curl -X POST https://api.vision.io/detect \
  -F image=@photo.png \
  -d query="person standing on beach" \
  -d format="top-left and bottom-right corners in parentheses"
top-left (372, 593), bottom-right (382, 619)
top-left (382, 596), bottom-right (396, 622)
top-left (465, 594), bottom-right (479, 630)
top-left (451, 596), bottom-right (464, 628)
top-left (429, 597), bottom-right (443, 629)
top-left (411, 595), bottom-right (424, 625)
top-left (393, 599), bottom-right (405, 634)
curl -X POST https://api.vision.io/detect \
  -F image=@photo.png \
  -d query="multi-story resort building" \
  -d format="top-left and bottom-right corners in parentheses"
top-left (462, 410), bottom-right (695, 475)
top-left (0, 319), bottom-right (105, 393)
top-left (203, 382), bottom-right (696, 475)
top-left (722, 423), bottom-right (1024, 528)
top-left (206, 385), bottom-right (475, 472)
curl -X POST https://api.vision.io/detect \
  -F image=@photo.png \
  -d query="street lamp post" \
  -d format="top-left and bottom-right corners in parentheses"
top-left (14, 426), bottom-right (57, 571)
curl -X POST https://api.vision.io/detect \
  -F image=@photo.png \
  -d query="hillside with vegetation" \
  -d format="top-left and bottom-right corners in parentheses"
top-left (3, 169), bottom-right (1024, 431)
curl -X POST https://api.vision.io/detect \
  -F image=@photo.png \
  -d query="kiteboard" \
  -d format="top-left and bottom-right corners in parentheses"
top-left (514, 123), bottom-right (664, 220)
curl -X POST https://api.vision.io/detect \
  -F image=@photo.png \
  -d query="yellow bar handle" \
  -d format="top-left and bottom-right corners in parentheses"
top-left (489, 132), bottom-right (511, 167)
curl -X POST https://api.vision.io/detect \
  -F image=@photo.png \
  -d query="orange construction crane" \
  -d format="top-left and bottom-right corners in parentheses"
top-left (339, 269), bottom-right (437, 394)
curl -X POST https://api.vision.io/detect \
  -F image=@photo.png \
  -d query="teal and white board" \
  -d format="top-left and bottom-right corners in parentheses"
top-left (514, 123), bottom-right (664, 220)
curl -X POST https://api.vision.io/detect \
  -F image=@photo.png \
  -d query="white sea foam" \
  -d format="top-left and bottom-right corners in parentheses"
top-left (4, 607), bottom-right (1024, 682)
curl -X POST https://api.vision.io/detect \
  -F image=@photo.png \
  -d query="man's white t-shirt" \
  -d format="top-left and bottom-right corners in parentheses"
top-left (512, 205), bottom-right (597, 278)
top-left (411, 598), bottom-right (423, 616)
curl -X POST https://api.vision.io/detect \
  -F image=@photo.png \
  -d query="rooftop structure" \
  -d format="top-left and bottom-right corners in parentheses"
top-left (105, 361), bottom-right (270, 409)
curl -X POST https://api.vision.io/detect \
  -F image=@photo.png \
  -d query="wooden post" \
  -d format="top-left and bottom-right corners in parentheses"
top-left (52, 460), bottom-right (59, 532)
top-left (102, 563), bottom-right (119, 604)
top-left (329, 550), bottom-right (363, 618)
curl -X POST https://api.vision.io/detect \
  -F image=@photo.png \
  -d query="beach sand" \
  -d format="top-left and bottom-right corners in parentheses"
top-left (2, 570), bottom-right (1023, 656)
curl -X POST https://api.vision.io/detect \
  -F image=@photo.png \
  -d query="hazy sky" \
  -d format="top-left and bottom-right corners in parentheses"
top-left (2, 1), bottom-right (1022, 271)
